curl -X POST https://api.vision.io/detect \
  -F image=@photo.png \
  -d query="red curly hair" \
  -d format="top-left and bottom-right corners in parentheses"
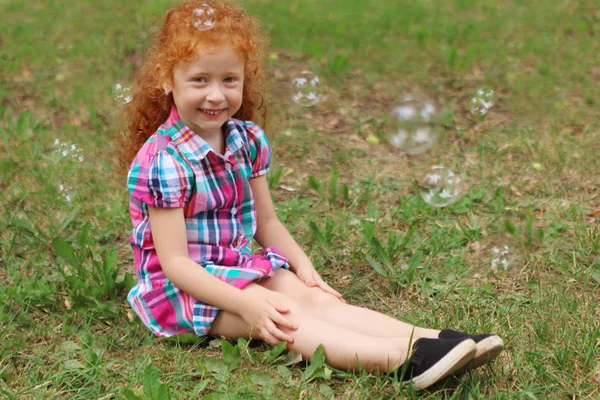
top-left (119, 0), bottom-right (267, 169)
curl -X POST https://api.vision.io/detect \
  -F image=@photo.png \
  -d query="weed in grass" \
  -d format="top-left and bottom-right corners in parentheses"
top-left (121, 363), bottom-right (171, 400)
top-left (307, 168), bottom-right (351, 207)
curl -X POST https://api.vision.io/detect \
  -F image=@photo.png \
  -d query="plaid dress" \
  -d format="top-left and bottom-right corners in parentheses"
top-left (126, 105), bottom-right (289, 337)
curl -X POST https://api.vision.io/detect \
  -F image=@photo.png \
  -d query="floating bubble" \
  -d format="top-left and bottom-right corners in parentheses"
top-left (418, 165), bottom-right (463, 207)
top-left (387, 97), bottom-right (441, 155)
top-left (192, 4), bottom-right (216, 31)
top-left (112, 83), bottom-right (132, 105)
top-left (59, 184), bottom-right (73, 203)
top-left (53, 139), bottom-right (85, 162)
top-left (388, 127), bottom-right (437, 155)
top-left (291, 71), bottom-right (324, 107)
top-left (469, 87), bottom-right (496, 116)
top-left (490, 245), bottom-right (511, 272)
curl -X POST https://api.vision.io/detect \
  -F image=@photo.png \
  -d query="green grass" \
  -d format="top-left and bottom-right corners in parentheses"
top-left (1, 0), bottom-right (599, 398)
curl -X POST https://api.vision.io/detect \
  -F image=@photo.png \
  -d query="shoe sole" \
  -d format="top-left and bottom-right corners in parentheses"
top-left (410, 339), bottom-right (477, 391)
top-left (470, 336), bottom-right (504, 369)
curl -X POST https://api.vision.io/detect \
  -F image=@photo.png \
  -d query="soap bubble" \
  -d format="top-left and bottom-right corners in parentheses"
top-left (291, 71), bottom-right (324, 107)
top-left (490, 245), bottom-right (511, 272)
top-left (59, 184), bottom-right (73, 203)
top-left (469, 87), bottom-right (496, 116)
top-left (112, 83), bottom-right (132, 105)
top-left (388, 127), bottom-right (437, 154)
top-left (53, 139), bottom-right (85, 162)
top-left (192, 4), bottom-right (216, 31)
top-left (387, 97), bottom-right (440, 154)
top-left (418, 165), bottom-right (463, 207)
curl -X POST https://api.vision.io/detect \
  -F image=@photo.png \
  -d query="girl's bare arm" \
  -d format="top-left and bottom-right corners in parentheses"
top-left (250, 175), bottom-right (313, 272)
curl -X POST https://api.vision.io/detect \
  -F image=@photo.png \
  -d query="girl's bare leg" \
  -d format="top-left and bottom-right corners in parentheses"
top-left (208, 283), bottom-right (413, 372)
top-left (261, 269), bottom-right (440, 340)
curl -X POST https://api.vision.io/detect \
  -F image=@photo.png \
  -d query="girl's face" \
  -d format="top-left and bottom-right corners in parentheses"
top-left (170, 45), bottom-right (245, 138)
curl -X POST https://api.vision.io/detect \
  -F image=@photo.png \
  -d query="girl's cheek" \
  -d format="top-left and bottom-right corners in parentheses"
top-left (183, 90), bottom-right (205, 103)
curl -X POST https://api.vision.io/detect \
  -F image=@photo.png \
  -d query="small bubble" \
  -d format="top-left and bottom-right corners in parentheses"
top-left (112, 83), bottom-right (133, 105)
top-left (59, 184), bottom-right (72, 202)
top-left (291, 71), bottom-right (324, 107)
top-left (469, 87), bottom-right (496, 116)
top-left (192, 4), bottom-right (216, 31)
top-left (418, 165), bottom-right (464, 207)
top-left (420, 102), bottom-right (436, 122)
top-left (53, 139), bottom-right (84, 162)
top-left (387, 97), bottom-right (441, 155)
top-left (490, 245), bottom-right (511, 272)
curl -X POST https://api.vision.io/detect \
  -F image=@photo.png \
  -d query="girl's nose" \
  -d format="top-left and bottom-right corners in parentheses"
top-left (207, 84), bottom-right (225, 103)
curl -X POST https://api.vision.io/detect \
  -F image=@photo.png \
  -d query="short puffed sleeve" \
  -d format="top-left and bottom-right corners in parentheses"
top-left (127, 146), bottom-right (194, 208)
top-left (244, 121), bottom-right (272, 178)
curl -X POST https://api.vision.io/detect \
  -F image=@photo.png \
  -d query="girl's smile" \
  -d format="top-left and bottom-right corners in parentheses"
top-left (199, 108), bottom-right (227, 118)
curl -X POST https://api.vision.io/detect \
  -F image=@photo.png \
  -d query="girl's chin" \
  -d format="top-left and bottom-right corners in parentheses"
top-left (191, 121), bottom-right (227, 137)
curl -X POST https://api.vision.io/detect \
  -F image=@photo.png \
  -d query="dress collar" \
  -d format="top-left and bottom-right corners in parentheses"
top-left (161, 105), bottom-right (245, 162)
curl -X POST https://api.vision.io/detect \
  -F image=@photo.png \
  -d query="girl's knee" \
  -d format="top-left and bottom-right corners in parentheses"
top-left (258, 268), bottom-right (297, 291)
top-left (257, 269), bottom-right (341, 309)
top-left (300, 287), bottom-right (340, 309)
top-left (252, 283), bottom-right (303, 311)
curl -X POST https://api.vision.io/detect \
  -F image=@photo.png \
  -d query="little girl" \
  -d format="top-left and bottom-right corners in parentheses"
top-left (121, 1), bottom-right (503, 391)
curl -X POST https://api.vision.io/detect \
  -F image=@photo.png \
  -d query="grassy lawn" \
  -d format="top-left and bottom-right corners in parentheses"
top-left (1, 0), bottom-right (599, 398)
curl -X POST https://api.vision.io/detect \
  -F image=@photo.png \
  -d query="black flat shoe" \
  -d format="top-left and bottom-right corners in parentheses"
top-left (398, 337), bottom-right (476, 391)
top-left (439, 329), bottom-right (504, 369)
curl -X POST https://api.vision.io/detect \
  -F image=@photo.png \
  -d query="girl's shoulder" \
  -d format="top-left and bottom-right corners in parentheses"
top-left (229, 119), bottom-right (268, 147)
top-left (129, 127), bottom-right (184, 170)
top-left (239, 119), bottom-right (265, 135)
top-left (229, 119), bottom-right (271, 176)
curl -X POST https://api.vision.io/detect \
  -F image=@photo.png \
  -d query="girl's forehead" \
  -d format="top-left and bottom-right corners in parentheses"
top-left (190, 43), bottom-right (244, 61)
top-left (176, 44), bottom-right (245, 72)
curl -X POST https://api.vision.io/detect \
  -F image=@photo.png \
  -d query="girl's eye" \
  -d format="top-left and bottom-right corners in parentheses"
top-left (224, 77), bottom-right (237, 83)
top-left (194, 77), bottom-right (208, 83)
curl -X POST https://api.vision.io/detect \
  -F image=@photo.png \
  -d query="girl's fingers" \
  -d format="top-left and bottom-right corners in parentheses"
top-left (301, 276), bottom-right (316, 286)
top-left (323, 283), bottom-right (346, 302)
top-left (315, 277), bottom-right (343, 299)
top-left (268, 299), bottom-right (289, 313)
top-left (325, 285), bottom-right (342, 298)
top-left (267, 320), bottom-right (295, 343)
top-left (271, 310), bottom-right (298, 331)
top-left (276, 304), bottom-right (290, 313)
top-left (262, 332), bottom-right (278, 347)
top-left (298, 271), bottom-right (314, 286)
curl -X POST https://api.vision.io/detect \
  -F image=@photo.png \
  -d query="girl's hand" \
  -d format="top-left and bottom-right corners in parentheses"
top-left (295, 264), bottom-right (345, 302)
top-left (238, 291), bottom-right (298, 346)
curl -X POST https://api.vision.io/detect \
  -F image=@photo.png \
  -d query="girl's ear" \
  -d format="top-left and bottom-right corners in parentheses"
top-left (156, 64), bottom-right (172, 95)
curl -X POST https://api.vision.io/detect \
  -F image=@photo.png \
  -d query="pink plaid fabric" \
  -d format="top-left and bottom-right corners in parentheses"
top-left (126, 105), bottom-right (288, 337)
